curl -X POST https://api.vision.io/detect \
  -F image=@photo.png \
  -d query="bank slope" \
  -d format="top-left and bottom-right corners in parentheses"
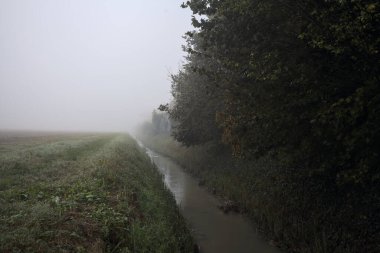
top-left (0, 133), bottom-right (193, 253)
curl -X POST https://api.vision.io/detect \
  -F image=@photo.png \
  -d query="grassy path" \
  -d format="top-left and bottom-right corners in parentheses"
top-left (0, 133), bottom-right (193, 253)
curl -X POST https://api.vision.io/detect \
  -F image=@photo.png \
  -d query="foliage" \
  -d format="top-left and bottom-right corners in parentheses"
top-left (138, 111), bottom-right (172, 139)
top-left (164, 37), bottom-right (225, 146)
top-left (162, 0), bottom-right (380, 252)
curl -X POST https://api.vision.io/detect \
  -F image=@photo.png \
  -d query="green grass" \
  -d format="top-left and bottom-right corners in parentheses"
top-left (0, 132), bottom-right (193, 253)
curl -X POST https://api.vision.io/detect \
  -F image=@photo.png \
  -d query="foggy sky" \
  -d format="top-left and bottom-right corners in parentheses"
top-left (0, 0), bottom-right (192, 132)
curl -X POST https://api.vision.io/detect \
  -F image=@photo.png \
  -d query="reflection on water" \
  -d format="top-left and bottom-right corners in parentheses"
top-left (145, 147), bottom-right (281, 253)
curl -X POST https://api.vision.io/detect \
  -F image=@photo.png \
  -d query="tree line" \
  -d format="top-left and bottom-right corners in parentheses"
top-left (160, 0), bottom-right (379, 252)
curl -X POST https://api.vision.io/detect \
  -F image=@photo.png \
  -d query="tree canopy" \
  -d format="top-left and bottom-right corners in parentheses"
top-left (162, 0), bottom-right (380, 251)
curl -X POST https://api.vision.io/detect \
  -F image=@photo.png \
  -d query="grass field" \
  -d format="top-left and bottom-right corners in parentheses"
top-left (0, 131), bottom-right (193, 253)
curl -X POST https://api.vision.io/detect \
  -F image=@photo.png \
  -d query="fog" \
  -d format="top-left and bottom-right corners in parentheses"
top-left (0, 0), bottom-right (192, 133)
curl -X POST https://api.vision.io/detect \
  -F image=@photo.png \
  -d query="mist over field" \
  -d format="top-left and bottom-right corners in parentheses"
top-left (0, 0), bottom-right (192, 132)
top-left (1, 1), bottom-right (379, 252)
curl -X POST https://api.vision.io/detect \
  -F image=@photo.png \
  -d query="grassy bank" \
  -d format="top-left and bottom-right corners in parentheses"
top-left (139, 134), bottom-right (378, 253)
top-left (0, 132), bottom-right (193, 253)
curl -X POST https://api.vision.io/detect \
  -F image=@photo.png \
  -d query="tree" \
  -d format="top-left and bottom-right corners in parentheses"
top-left (164, 0), bottom-right (380, 251)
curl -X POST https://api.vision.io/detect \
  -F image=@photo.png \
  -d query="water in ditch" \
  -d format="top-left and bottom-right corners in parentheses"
top-left (144, 147), bottom-right (281, 253)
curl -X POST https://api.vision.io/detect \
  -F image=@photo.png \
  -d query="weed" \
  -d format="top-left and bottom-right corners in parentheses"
top-left (0, 133), bottom-right (193, 252)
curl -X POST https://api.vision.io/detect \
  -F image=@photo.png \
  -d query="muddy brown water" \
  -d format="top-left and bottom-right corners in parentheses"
top-left (144, 147), bottom-right (281, 253)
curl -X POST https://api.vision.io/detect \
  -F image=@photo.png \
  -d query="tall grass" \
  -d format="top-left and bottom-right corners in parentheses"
top-left (0, 133), bottom-right (193, 253)
top-left (139, 134), bottom-right (376, 253)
